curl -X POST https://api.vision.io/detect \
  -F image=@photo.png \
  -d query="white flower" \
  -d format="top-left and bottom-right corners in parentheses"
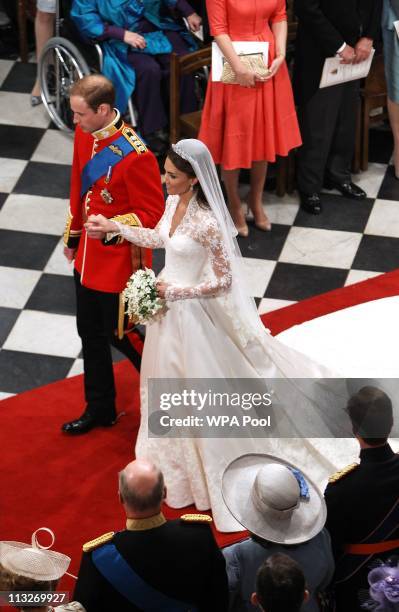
top-left (122, 268), bottom-right (166, 325)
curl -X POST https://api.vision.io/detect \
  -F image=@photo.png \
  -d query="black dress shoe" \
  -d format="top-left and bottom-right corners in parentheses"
top-left (299, 192), bottom-right (322, 215)
top-left (62, 411), bottom-right (116, 435)
top-left (324, 179), bottom-right (366, 200)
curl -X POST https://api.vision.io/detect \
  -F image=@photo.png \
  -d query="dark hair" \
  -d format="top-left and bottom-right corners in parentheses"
top-left (256, 554), bottom-right (305, 612)
top-left (70, 75), bottom-right (115, 111)
top-left (166, 148), bottom-right (208, 208)
top-left (118, 468), bottom-right (164, 513)
top-left (347, 386), bottom-right (393, 445)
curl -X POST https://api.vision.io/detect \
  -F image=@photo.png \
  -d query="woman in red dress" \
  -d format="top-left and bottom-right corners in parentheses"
top-left (199, 0), bottom-right (301, 235)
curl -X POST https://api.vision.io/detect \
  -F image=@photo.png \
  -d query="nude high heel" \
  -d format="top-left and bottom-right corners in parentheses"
top-left (246, 204), bottom-right (272, 231)
top-left (232, 203), bottom-right (249, 237)
top-left (236, 222), bottom-right (249, 237)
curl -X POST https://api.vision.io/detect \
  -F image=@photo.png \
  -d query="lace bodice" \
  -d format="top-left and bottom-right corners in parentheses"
top-left (114, 195), bottom-right (232, 301)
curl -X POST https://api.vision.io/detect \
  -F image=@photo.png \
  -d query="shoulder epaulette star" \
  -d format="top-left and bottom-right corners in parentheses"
top-left (82, 531), bottom-right (114, 552)
top-left (122, 126), bottom-right (147, 155)
top-left (328, 463), bottom-right (359, 484)
top-left (180, 513), bottom-right (213, 523)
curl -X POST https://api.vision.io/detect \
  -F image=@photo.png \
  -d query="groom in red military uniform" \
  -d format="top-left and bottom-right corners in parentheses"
top-left (62, 74), bottom-right (164, 435)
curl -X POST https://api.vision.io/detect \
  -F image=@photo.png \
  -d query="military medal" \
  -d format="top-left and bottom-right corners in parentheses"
top-left (101, 188), bottom-right (113, 204)
top-left (105, 165), bottom-right (112, 184)
top-left (109, 144), bottom-right (123, 156)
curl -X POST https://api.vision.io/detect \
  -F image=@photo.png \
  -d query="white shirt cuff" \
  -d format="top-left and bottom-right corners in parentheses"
top-left (336, 42), bottom-right (346, 54)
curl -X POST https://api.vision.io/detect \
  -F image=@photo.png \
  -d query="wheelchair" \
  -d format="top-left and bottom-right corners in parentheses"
top-left (38, 0), bottom-right (137, 132)
top-left (38, 0), bottom-right (204, 134)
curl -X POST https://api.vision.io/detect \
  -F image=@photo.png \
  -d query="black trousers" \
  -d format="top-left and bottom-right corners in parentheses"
top-left (297, 80), bottom-right (360, 194)
top-left (74, 270), bottom-right (141, 422)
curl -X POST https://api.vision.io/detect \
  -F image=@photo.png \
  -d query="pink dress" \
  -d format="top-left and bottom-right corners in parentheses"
top-left (199, 0), bottom-right (302, 170)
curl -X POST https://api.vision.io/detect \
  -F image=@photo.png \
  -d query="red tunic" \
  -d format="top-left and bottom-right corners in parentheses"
top-left (64, 121), bottom-right (164, 293)
top-left (198, 0), bottom-right (302, 170)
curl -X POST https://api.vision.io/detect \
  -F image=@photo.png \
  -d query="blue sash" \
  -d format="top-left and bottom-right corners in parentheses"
top-left (92, 543), bottom-right (197, 611)
top-left (80, 134), bottom-right (135, 198)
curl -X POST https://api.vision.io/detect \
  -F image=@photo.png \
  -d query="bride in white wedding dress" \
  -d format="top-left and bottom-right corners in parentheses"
top-left (86, 139), bottom-right (387, 532)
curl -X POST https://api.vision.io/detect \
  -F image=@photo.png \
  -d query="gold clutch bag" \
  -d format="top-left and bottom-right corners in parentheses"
top-left (221, 52), bottom-right (269, 84)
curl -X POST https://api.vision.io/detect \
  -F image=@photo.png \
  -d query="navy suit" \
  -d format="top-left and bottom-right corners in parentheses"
top-left (293, 0), bottom-right (382, 194)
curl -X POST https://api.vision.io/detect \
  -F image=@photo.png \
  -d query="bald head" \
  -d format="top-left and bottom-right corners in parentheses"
top-left (70, 74), bottom-right (115, 111)
top-left (119, 460), bottom-right (165, 517)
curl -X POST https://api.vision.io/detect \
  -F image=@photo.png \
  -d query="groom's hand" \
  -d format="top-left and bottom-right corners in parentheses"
top-left (63, 246), bottom-right (77, 262)
top-left (85, 214), bottom-right (110, 239)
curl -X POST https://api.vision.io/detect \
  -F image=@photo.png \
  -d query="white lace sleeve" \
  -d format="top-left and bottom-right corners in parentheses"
top-left (111, 221), bottom-right (164, 248)
top-left (165, 214), bottom-right (232, 301)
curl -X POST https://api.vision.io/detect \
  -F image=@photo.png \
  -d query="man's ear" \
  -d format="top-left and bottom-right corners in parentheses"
top-left (97, 103), bottom-right (110, 116)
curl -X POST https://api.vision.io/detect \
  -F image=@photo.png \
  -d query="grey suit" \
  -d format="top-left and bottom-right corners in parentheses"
top-left (223, 529), bottom-right (334, 612)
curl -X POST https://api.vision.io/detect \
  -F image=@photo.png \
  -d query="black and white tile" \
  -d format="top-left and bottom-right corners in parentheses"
top-left (1, 58), bottom-right (399, 397)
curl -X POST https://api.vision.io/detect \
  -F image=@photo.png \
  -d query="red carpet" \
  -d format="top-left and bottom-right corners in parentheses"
top-left (2, 269), bottom-right (399, 595)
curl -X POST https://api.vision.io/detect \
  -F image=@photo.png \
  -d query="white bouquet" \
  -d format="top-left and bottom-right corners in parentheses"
top-left (123, 268), bottom-right (166, 325)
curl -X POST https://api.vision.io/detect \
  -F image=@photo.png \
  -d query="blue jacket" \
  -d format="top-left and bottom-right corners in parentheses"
top-left (71, 0), bottom-right (196, 111)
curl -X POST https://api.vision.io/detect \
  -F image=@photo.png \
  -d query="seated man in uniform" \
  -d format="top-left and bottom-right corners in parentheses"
top-left (70, 0), bottom-right (202, 152)
top-left (74, 459), bottom-right (229, 611)
top-left (251, 554), bottom-right (309, 612)
top-left (325, 386), bottom-right (399, 611)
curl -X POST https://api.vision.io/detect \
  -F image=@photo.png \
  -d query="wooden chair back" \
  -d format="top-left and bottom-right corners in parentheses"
top-left (170, 45), bottom-right (212, 144)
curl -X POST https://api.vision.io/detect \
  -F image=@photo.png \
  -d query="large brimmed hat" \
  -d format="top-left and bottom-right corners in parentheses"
top-left (0, 528), bottom-right (71, 581)
top-left (222, 454), bottom-right (326, 545)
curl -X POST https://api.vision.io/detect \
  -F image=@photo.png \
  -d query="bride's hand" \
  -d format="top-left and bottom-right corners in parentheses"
top-left (85, 214), bottom-right (117, 239)
top-left (156, 280), bottom-right (170, 299)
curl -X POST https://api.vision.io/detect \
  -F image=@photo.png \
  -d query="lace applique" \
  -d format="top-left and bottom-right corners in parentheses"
top-left (164, 198), bottom-right (233, 301)
top-left (110, 200), bottom-right (179, 248)
top-left (113, 221), bottom-right (164, 248)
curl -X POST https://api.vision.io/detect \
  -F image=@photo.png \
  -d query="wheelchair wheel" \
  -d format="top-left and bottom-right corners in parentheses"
top-left (39, 36), bottom-right (90, 132)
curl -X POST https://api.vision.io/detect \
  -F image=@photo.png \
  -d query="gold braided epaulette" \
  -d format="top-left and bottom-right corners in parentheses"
top-left (82, 531), bottom-right (114, 552)
top-left (110, 213), bottom-right (141, 227)
top-left (328, 463), bottom-right (359, 484)
top-left (122, 126), bottom-right (147, 155)
top-left (180, 514), bottom-right (213, 523)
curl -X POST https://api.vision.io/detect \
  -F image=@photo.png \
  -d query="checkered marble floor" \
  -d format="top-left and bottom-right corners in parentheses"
top-left (1, 58), bottom-right (399, 398)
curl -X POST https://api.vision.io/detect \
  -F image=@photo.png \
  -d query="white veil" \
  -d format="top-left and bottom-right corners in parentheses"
top-left (171, 138), bottom-right (267, 344)
top-left (170, 140), bottom-right (353, 437)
